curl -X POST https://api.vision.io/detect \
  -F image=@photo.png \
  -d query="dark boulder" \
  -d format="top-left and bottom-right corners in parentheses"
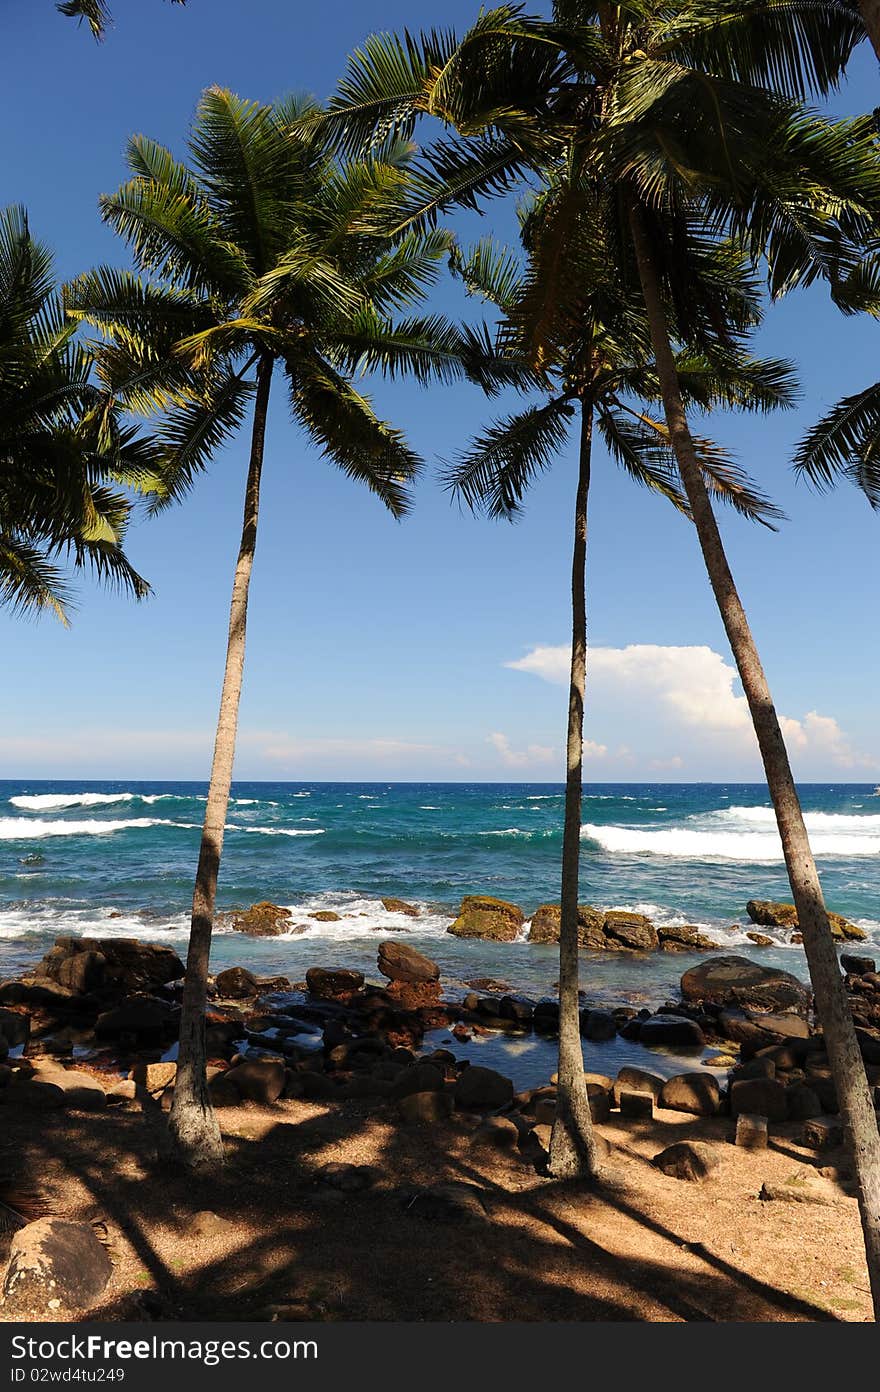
top-left (377, 940), bottom-right (439, 984)
top-left (305, 967), bottom-right (364, 1000)
top-left (3, 1218), bottom-right (112, 1314)
top-left (214, 966), bottom-right (260, 999)
top-left (453, 1065), bottom-right (514, 1110)
top-left (639, 1015), bottom-right (705, 1050)
top-left (653, 1140), bottom-right (719, 1181)
top-left (95, 994), bottom-right (177, 1043)
top-left (730, 1076), bottom-right (788, 1121)
top-left (659, 1072), bottom-right (721, 1116)
top-left (681, 955), bottom-right (811, 1014)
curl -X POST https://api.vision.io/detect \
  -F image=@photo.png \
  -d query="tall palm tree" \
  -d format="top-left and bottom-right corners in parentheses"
top-left (449, 192), bottom-right (793, 1177)
top-left (320, 3), bottom-right (880, 1310)
top-left (69, 87), bottom-right (495, 1173)
top-left (56, 0), bottom-right (185, 40)
top-left (0, 204), bottom-right (149, 619)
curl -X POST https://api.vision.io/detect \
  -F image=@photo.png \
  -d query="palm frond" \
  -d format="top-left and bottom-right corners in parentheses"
top-left (443, 396), bottom-right (574, 518)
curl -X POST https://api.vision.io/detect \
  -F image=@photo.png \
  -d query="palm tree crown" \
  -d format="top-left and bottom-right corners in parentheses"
top-left (69, 86), bottom-right (493, 514)
top-left (0, 204), bottom-right (149, 621)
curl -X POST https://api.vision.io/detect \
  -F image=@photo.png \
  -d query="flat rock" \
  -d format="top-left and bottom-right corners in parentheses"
top-left (681, 956), bottom-right (811, 1014)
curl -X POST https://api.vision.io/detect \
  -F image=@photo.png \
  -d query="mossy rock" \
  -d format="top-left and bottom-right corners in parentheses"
top-left (232, 902), bottom-right (292, 937)
top-left (309, 910), bottom-right (341, 923)
top-left (448, 895), bottom-right (524, 942)
top-left (527, 903), bottom-right (605, 946)
top-left (746, 899), bottom-right (865, 942)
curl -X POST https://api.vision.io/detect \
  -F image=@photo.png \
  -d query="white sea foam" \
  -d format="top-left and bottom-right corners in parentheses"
top-left (0, 816), bottom-right (186, 840)
top-left (582, 821), bottom-right (880, 861)
top-left (10, 793), bottom-right (137, 810)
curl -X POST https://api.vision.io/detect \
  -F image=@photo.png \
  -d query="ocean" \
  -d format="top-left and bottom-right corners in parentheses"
top-left (1, 780), bottom-right (878, 1015)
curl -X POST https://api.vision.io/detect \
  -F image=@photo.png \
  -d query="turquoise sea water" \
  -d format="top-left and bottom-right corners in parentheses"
top-left (0, 781), bottom-right (877, 1019)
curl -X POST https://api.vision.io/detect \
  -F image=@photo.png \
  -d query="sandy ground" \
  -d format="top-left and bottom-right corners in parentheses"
top-left (0, 1093), bottom-right (872, 1324)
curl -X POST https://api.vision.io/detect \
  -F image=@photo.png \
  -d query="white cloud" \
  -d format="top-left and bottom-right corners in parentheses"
top-left (487, 732), bottom-right (557, 768)
top-left (507, 642), bottom-right (873, 774)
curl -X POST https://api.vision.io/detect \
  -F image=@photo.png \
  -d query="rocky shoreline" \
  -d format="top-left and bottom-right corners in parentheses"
top-left (0, 911), bottom-right (878, 1316)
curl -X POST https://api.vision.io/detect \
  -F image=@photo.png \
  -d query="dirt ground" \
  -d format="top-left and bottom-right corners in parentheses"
top-left (0, 1092), bottom-right (872, 1324)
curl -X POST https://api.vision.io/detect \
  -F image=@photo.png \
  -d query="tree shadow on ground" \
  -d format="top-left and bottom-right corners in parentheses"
top-left (0, 1089), bottom-right (852, 1324)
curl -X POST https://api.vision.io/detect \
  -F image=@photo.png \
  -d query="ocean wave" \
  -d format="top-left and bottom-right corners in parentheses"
top-left (582, 822), bottom-right (880, 861)
top-left (0, 816), bottom-right (189, 840)
top-left (10, 793), bottom-right (137, 810)
top-left (718, 805), bottom-right (880, 832)
top-left (0, 816), bottom-right (324, 842)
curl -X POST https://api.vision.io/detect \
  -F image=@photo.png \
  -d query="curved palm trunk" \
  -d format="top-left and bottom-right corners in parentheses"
top-left (549, 399), bottom-right (603, 1180)
top-left (628, 201), bottom-right (880, 1318)
top-left (168, 353), bottom-right (273, 1174)
top-left (859, 1), bottom-right (880, 62)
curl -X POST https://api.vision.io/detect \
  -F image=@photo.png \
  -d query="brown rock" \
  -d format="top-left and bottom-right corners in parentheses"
top-left (3, 1218), bottom-right (112, 1313)
top-left (681, 955), bottom-right (811, 1014)
top-left (214, 966), bottom-right (259, 998)
top-left (602, 911), bottom-right (658, 952)
top-left (653, 1141), bottom-right (719, 1181)
top-left (447, 896), bottom-right (524, 942)
top-left (377, 940), bottom-right (440, 984)
top-left (232, 902), bottom-right (293, 937)
top-left (381, 897), bottom-right (420, 917)
top-left (398, 1090), bottom-right (453, 1124)
top-left (453, 1065), bottom-right (514, 1110)
top-left (746, 899), bottom-right (865, 942)
top-left (224, 1058), bottom-right (286, 1104)
top-left (305, 967), bottom-right (364, 1000)
top-left (730, 1076), bottom-right (788, 1121)
top-left (659, 1072), bottom-right (721, 1117)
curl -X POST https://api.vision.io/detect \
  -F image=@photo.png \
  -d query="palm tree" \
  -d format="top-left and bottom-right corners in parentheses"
top-left (448, 191), bottom-right (793, 1177)
top-left (320, 3), bottom-right (880, 1310)
top-left (56, 0), bottom-right (185, 40)
top-left (0, 204), bottom-right (149, 619)
top-left (69, 87), bottom-right (494, 1173)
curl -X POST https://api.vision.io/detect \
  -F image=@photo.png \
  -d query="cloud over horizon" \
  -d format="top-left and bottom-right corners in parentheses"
top-left (507, 642), bottom-right (874, 778)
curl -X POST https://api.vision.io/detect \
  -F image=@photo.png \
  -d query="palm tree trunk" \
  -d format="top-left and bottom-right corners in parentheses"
top-left (168, 352), bottom-right (273, 1174)
top-left (549, 398), bottom-right (603, 1180)
top-left (628, 199), bottom-right (880, 1318)
top-left (859, 1), bottom-right (880, 63)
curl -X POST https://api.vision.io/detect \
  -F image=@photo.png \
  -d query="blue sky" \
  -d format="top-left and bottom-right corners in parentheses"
top-left (2, 0), bottom-right (879, 783)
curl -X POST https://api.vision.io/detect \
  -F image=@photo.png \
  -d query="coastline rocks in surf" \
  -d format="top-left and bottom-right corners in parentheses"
top-left (233, 902), bottom-right (292, 937)
top-left (746, 931), bottom-right (774, 948)
top-left (447, 896), bottom-right (524, 942)
top-left (377, 941), bottom-right (440, 985)
top-left (680, 956), bottom-right (811, 1015)
top-left (657, 923), bottom-right (720, 952)
top-left (746, 899), bottom-right (866, 943)
top-left (381, 897), bottom-right (420, 918)
top-left (602, 911), bottom-right (659, 952)
top-left (527, 904), bottom-right (606, 948)
top-left (528, 906), bottom-right (717, 954)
